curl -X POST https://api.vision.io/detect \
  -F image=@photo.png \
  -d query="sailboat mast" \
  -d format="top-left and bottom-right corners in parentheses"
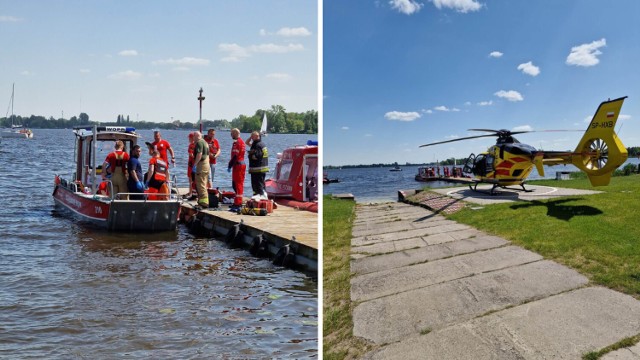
top-left (11, 83), bottom-right (14, 125)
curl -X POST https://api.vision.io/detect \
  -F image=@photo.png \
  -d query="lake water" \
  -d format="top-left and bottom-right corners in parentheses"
top-left (324, 159), bottom-right (640, 203)
top-left (0, 129), bottom-right (318, 358)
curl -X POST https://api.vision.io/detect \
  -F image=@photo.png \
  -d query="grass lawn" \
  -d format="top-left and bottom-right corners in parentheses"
top-left (444, 174), bottom-right (640, 299)
top-left (323, 196), bottom-right (374, 359)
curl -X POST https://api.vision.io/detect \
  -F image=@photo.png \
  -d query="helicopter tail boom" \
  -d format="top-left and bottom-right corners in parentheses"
top-left (572, 96), bottom-right (628, 186)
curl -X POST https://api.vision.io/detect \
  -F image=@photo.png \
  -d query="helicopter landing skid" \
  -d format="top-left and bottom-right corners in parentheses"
top-left (469, 181), bottom-right (533, 196)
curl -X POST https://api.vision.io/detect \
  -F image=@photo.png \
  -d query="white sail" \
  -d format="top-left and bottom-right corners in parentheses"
top-left (260, 112), bottom-right (267, 135)
top-left (3, 84), bottom-right (33, 139)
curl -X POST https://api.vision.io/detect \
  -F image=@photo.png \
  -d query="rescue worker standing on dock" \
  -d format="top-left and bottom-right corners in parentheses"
top-left (103, 140), bottom-right (130, 200)
top-left (151, 130), bottom-right (175, 175)
top-left (204, 128), bottom-right (221, 188)
top-left (228, 128), bottom-right (246, 210)
top-left (192, 131), bottom-right (210, 208)
top-left (246, 131), bottom-right (269, 199)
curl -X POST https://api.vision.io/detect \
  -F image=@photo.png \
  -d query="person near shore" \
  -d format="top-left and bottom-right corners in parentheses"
top-left (204, 128), bottom-right (221, 188)
top-left (102, 140), bottom-right (129, 200)
top-left (191, 131), bottom-right (210, 208)
top-left (151, 130), bottom-right (175, 171)
top-left (228, 128), bottom-right (246, 209)
top-left (145, 149), bottom-right (169, 200)
top-left (246, 131), bottom-right (269, 198)
top-left (186, 132), bottom-right (197, 200)
top-left (126, 145), bottom-right (145, 200)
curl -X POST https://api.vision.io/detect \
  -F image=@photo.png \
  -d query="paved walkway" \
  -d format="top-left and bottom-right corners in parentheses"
top-left (351, 202), bottom-right (640, 359)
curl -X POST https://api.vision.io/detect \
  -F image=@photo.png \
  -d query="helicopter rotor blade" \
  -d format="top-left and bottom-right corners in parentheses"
top-left (419, 134), bottom-right (499, 148)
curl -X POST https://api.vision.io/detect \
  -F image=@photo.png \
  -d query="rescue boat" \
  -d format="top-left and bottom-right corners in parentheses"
top-left (265, 141), bottom-right (318, 212)
top-left (52, 126), bottom-right (181, 231)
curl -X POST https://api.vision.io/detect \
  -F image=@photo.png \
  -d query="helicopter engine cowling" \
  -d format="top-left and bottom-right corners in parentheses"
top-left (571, 97), bottom-right (628, 186)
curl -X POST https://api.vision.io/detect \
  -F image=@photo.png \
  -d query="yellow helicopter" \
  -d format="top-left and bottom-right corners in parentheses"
top-left (419, 96), bottom-right (628, 195)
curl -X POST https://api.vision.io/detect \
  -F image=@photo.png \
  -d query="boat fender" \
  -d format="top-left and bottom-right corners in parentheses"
top-left (273, 244), bottom-right (296, 268)
top-left (249, 234), bottom-right (269, 257)
top-left (225, 223), bottom-right (241, 244)
top-left (230, 229), bottom-right (244, 248)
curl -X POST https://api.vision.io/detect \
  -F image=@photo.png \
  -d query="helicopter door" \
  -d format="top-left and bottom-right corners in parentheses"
top-left (473, 154), bottom-right (487, 176)
top-left (463, 153), bottom-right (475, 174)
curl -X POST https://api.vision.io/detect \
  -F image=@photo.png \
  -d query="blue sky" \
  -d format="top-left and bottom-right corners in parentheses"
top-left (324, 0), bottom-right (640, 166)
top-left (1, 0), bottom-right (317, 123)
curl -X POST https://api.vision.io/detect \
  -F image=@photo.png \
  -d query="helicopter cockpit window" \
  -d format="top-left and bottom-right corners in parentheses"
top-left (474, 154), bottom-right (486, 176)
top-left (486, 155), bottom-right (495, 172)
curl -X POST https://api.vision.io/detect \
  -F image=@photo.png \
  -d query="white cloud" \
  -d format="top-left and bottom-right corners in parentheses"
top-left (445, 135), bottom-right (460, 139)
top-left (0, 15), bottom-right (22, 22)
top-left (249, 43), bottom-right (304, 54)
top-left (276, 27), bottom-right (312, 37)
top-left (489, 51), bottom-right (503, 58)
top-left (172, 66), bottom-right (190, 72)
top-left (108, 70), bottom-right (142, 80)
top-left (79, 69), bottom-right (91, 74)
top-left (259, 29), bottom-right (267, 36)
top-left (517, 61), bottom-right (540, 76)
top-left (494, 90), bottom-right (523, 102)
top-left (435, 105), bottom-right (460, 112)
top-left (118, 49), bottom-right (138, 56)
top-left (219, 43), bottom-right (303, 62)
top-left (512, 125), bottom-right (533, 132)
top-left (20, 70), bottom-right (35, 76)
top-left (619, 114), bottom-right (631, 120)
top-left (389, 0), bottom-right (423, 15)
top-left (152, 57), bottom-right (210, 66)
top-left (385, 111), bottom-right (421, 121)
top-left (566, 38), bottom-right (606, 67)
top-left (421, 109), bottom-right (433, 114)
top-left (365, 133), bottom-right (373, 137)
top-left (477, 100), bottom-right (493, 106)
top-left (266, 73), bottom-right (292, 81)
top-left (431, 0), bottom-right (483, 13)
top-left (341, 126), bottom-right (350, 130)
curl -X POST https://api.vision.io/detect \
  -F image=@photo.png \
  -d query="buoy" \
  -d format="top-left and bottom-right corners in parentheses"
top-left (249, 234), bottom-right (269, 257)
top-left (273, 236), bottom-right (296, 268)
top-left (225, 223), bottom-right (241, 243)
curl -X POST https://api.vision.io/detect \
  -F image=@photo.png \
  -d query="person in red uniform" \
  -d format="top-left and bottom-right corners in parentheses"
top-left (151, 130), bottom-right (175, 166)
top-left (186, 132), bottom-right (197, 199)
top-left (204, 128), bottom-right (221, 188)
top-left (228, 128), bottom-right (246, 209)
top-left (102, 140), bottom-right (130, 199)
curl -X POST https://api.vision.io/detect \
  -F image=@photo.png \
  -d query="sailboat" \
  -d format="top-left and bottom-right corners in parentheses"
top-left (260, 112), bottom-right (268, 136)
top-left (3, 84), bottom-right (33, 139)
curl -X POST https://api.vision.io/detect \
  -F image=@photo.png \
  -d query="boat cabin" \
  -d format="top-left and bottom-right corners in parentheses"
top-left (73, 126), bottom-right (139, 192)
top-left (267, 143), bottom-right (318, 202)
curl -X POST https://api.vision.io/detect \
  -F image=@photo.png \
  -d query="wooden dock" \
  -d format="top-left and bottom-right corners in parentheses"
top-left (177, 189), bottom-right (318, 274)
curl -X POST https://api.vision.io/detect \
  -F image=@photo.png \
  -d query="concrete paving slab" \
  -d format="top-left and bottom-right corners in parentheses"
top-left (352, 220), bottom-right (468, 246)
top-left (354, 260), bottom-right (588, 344)
top-left (351, 218), bottom-right (464, 239)
top-left (602, 343), bottom-right (640, 359)
top-left (351, 246), bottom-right (542, 302)
top-left (352, 237), bottom-right (428, 255)
top-left (368, 287), bottom-right (640, 359)
top-left (430, 184), bottom-right (602, 205)
top-left (351, 235), bottom-right (508, 275)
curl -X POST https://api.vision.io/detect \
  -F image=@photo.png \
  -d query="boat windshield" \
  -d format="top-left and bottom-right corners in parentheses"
top-left (277, 159), bottom-right (294, 181)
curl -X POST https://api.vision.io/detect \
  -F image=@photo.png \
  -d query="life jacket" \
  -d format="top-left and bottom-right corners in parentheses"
top-left (108, 150), bottom-right (128, 173)
top-left (188, 143), bottom-right (195, 167)
top-left (207, 138), bottom-right (219, 163)
top-left (152, 158), bottom-right (168, 182)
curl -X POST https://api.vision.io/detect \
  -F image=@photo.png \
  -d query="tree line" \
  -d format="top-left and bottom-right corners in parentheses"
top-left (0, 104), bottom-right (318, 134)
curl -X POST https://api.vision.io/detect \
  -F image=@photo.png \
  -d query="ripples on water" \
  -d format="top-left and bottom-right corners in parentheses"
top-left (0, 130), bottom-right (318, 358)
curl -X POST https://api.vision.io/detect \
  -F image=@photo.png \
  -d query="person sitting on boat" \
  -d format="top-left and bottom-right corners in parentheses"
top-left (246, 131), bottom-right (269, 199)
top-left (126, 145), bottom-right (145, 200)
top-left (145, 149), bottom-right (170, 200)
top-left (102, 140), bottom-right (130, 200)
top-left (228, 128), bottom-right (246, 210)
top-left (204, 128), bottom-right (221, 188)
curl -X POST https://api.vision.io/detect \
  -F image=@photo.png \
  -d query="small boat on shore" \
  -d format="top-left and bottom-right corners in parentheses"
top-left (53, 125), bottom-right (181, 231)
top-left (415, 166), bottom-right (440, 182)
top-left (266, 140), bottom-right (318, 212)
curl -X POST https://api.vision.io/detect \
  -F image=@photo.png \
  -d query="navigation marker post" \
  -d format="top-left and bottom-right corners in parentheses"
top-left (198, 87), bottom-right (205, 133)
